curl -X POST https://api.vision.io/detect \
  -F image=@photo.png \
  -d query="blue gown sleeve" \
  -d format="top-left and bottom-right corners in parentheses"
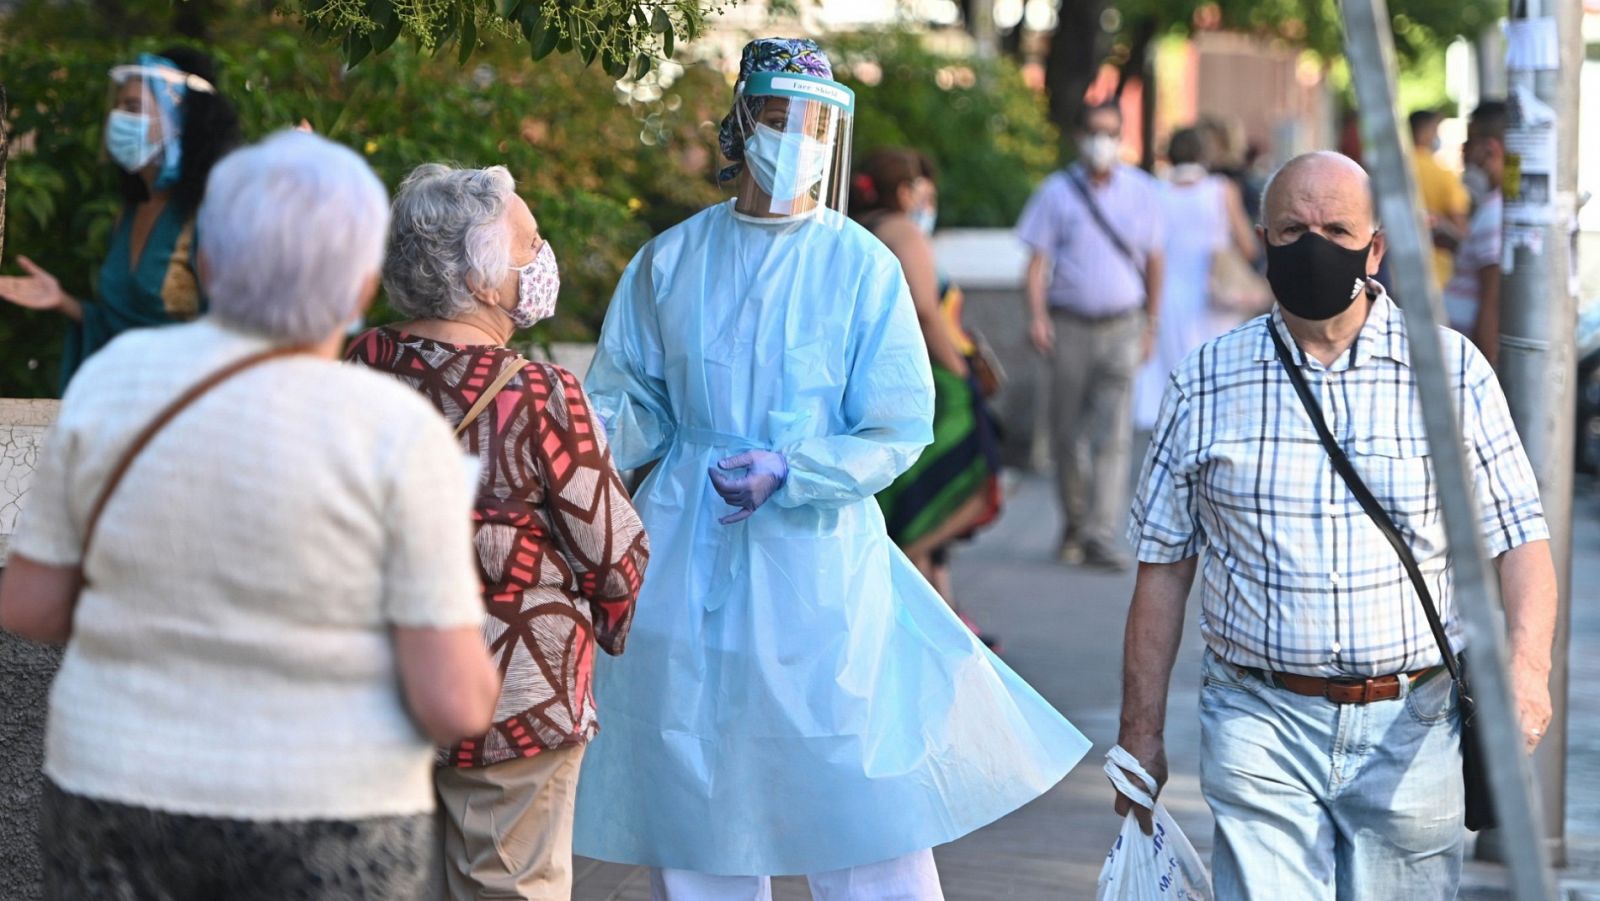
top-left (774, 257), bottom-right (935, 509)
top-left (586, 244), bottom-right (676, 471)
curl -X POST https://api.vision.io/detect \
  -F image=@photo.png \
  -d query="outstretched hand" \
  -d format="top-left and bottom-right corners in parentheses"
top-left (707, 450), bottom-right (788, 525)
top-left (0, 256), bottom-right (65, 312)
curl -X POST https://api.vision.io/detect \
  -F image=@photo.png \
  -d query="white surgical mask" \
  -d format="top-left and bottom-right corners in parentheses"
top-left (1463, 165), bottom-right (1493, 205)
top-left (910, 207), bottom-right (937, 236)
top-left (745, 123), bottom-right (832, 201)
top-left (105, 110), bottom-right (160, 173)
top-left (507, 241), bottom-right (559, 329)
top-left (1079, 133), bottom-right (1120, 173)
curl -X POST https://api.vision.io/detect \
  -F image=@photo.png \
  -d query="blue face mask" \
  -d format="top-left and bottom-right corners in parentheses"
top-left (106, 110), bottom-right (160, 173)
top-left (910, 207), bottom-right (938, 236)
top-left (744, 123), bottom-right (831, 201)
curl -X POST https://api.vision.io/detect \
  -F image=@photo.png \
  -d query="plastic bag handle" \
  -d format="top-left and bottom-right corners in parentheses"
top-left (1104, 744), bottom-right (1158, 811)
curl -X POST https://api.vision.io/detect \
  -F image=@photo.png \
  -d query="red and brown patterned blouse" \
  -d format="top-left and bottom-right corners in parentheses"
top-left (348, 327), bottom-right (649, 767)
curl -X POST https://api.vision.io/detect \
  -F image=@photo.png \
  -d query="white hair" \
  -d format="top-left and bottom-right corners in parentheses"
top-left (198, 131), bottom-right (389, 344)
top-left (382, 164), bottom-right (516, 322)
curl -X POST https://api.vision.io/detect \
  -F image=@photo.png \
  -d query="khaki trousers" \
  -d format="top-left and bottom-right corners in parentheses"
top-left (435, 745), bottom-right (585, 900)
top-left (1048, 308), bottom-right (1143, 551)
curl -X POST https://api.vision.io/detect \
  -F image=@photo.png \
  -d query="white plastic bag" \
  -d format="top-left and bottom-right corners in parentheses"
top-left (1096, 745), bottom-right (1213, 901)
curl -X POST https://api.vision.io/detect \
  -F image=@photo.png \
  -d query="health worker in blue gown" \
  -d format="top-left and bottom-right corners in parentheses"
top-left (576, 38), bottom-right (1090, 900)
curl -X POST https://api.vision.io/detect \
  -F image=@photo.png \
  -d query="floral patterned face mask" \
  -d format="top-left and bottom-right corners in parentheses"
top-left (507, 241), bottom-right (559, 328)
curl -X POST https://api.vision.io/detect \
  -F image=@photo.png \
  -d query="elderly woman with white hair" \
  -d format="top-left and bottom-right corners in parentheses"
top-left (347, 163), bottom-right (648, 900)
top-left (0, 132), bottom-right (500, 899)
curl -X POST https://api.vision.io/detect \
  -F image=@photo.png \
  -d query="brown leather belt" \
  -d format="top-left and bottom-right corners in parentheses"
top-left (1248, 665), bottom-right (1445, 704)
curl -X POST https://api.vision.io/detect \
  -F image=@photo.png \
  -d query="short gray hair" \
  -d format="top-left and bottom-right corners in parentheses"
top-left (199, 131), bottom-right (389, 343)
top-left (382, 164), bottom-right (516, 321)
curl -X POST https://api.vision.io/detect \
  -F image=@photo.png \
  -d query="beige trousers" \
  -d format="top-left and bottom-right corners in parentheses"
top-left (434, 744), bottom-right (586, 901)
top-left (1048, 308), bottom-right (1144, 551)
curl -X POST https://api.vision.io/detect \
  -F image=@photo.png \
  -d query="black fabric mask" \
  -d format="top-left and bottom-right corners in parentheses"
top-left (1264, 231), bottom-right (1374, 321)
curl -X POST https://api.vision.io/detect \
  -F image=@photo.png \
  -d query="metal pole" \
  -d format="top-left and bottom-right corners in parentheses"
top-left (970, 0), bottom-right (998, 60)
top-left (1478, 24), bottom-right (1510, 101)
top-left (1, 85), bottom-right (8, 265)
top-left (1476, 0), bottom-right (1582, 868)
top-left (1339, 2), bottom-right (1556, 899)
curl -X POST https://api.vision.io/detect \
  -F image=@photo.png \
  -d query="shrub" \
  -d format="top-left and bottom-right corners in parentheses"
top-left (836, 31), bottom-right (1059, 230)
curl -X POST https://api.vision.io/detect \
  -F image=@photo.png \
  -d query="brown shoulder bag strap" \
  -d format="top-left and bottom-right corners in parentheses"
top-left (453, 357), bottom-right (530, 438)
top-left (80, 345), bottom-right (309, 562)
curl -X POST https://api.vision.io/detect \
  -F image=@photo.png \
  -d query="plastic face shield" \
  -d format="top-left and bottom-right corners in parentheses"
top-left (733, 72), bottom-right (855, 220)
top-left (106, 55), bottom-right (214, 184)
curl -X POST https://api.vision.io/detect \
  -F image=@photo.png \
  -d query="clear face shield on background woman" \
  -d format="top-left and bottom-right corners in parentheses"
top-left (731, 72), bottom-right (855, 222)
top-left (105, 54), bottom-right (214, 187)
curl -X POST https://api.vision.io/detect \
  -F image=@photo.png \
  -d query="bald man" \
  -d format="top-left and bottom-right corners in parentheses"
top-left (1113, 152), bottom-right (1556, 899)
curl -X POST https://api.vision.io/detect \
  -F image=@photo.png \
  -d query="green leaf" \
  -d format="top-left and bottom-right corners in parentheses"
top-left (372, 8), bottom-right (404, 53)
top-left (519, 4), bottom-right (541, 41)
top-left (663, 25), bottom-right (674, 58)
top-left (344, 31), bottom-right (373, 67)
top-left (366, 0), bottom-right (394, 29)
top-left (634, 53), bottom-right (652, 79)
top-left (458, 14), bottom-right (477, 64)
top-left (497, 0), bottom-right (522, 20)
top-left (651, 7), bottom-right (671, 34)
top-left (530, 20), bottom-right (559, 60)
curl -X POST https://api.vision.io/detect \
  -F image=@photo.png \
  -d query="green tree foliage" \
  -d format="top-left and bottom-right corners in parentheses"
top-left (0, 15), bottom-right (725, 397)
top-left (298, 0), bottom-right (732, 71)
top-left (1113, 0), bottom-right (1499, 60)
top-left (837, 31), bottom-right (1059, 229)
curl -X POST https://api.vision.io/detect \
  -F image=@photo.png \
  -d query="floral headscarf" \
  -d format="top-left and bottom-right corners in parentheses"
top-left (717, 37), bottom-right (834, 184)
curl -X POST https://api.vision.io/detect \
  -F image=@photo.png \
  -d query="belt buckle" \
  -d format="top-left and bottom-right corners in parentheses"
top-left (1326, 676), bottom-right (1379, 704)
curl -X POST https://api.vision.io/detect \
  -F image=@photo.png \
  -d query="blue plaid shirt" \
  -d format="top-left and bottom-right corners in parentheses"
top-left (1130, 289), bottom-right (1548, 677)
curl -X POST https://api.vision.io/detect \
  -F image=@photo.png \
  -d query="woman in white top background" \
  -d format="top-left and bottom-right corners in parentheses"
top-left (0, 131), bottom-right (498, 900)
top-left (1133, 126), bottom-right (1261, 431)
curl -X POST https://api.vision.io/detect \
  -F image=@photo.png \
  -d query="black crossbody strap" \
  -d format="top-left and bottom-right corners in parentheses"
top-left (1266, 321), bottom-right (1462, 684)
top-left (1066, 169), bottom-right (1142, 273)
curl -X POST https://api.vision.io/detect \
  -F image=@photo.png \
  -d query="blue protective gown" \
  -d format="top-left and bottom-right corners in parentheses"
top-left (575, 200), bottom-right (1089, 877)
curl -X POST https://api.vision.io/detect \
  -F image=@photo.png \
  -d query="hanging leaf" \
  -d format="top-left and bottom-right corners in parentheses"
top-left (370, 0), bottom-right (404, 54)
top-left (531, 17), bottom-right (560, 60)
top-left (305, 0), bottom-right (730, 67)
top-left (634, 53), bottom-right (652, 79)
top-left (344, 31), bottom-right (373, 68)
top-left (519, 4), bottom-right (542, 41)
top-left (458, 14), bottom-right (478, 65)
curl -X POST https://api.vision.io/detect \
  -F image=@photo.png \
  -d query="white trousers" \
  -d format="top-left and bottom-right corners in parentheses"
top-left (648, 849), bottom-right (944, 901)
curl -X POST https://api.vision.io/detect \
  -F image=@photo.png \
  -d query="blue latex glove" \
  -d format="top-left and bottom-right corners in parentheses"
top-left (707, 451), bottom-right (788, 525)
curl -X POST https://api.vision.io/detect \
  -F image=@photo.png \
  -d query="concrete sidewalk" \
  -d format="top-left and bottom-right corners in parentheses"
top-left (574, 472), bottom-right (1600, 900)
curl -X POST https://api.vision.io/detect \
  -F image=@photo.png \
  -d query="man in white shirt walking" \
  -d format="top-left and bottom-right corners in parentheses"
top-left (1017, 102), bottom-right (1165, 571)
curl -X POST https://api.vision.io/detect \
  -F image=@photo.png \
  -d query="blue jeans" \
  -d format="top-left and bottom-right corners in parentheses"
top-left (1198, 649), bottom-right (1463, 900)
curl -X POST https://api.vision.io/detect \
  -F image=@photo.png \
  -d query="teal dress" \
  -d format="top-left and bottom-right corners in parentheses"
top-left (61, 203), bottom-right (200, 392)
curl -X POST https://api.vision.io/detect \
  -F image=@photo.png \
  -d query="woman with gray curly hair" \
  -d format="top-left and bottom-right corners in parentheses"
top-left (348, 163), bottom-right (649, 900)
top-left (1, 132), bottom-right (499, 899)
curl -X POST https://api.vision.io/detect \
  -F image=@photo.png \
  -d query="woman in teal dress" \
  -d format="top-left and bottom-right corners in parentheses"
top-left (0, 48), bottom-right (239, 392)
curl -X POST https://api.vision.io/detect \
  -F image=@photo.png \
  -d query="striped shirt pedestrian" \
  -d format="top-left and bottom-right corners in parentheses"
top-left (1129, 290), bottom-right (1547, 677)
